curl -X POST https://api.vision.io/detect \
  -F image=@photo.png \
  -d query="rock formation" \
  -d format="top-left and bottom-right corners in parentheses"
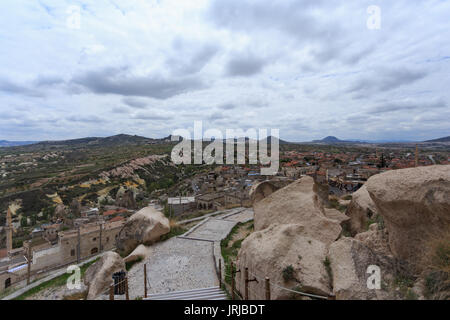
top-left (235, 166), bottom-right (450, 300)
top-left (236, 224), bottom-right (332, 299)
top-left (365, 165), bottom-right (450, 267)
top-left (84, 251), bottom-right (126, 299)
top-left (116, 189), bottom-right (137, 209)
top-left (328, 237), bottom-right (411, 300)
top-left (124, 244), bottom-right (152, 264)
top-left (70, 199), bottom-right (82, 217)
top-left (54, 203), bottom-right (68, 218)
top-left (249, 181), bottom-right (279, 204)
top-left (236, 176), bottom-right (351, 299)
top-left (249, 179), bottom-right (293, 204)
top-left (116, 207), bottom-right (170, 256)
top-left (344, 185), bottom-right (379, 236)
top-left (252, 176), bottom-right (343, 244)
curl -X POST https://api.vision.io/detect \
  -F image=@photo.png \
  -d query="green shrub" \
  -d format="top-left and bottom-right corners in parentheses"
top-left (282, 265), bottom-right (295, 282)
top-left (323, 257), bottom-right (333, 286)
top-left (125, 257), bottom-right (143, 271)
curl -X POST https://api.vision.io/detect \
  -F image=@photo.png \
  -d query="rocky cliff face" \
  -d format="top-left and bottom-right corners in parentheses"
top-left (365, 165), bottom-right (450, 269)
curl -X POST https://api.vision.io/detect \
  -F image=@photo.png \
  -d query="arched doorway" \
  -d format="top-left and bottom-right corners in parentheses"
top-left (5, 278), bottom-right (11, 289)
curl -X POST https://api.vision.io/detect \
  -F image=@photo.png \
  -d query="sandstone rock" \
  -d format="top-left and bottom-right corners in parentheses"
top-left (365, 165), bottom-right (450, 267)
top-left (328, 237), bottom-right (411, 300)
top-left (124, 244), bottom-right (152, 263)
top-left (116, 207), bottom-right (170, 256)
top-left (61, 282), bottom-right (88, 300)
top-left (116, 189), bottom-right (137, 209)
top-left (339, 199), bottom-right (351, 207)
top-left (324, 208), bottom-right (350, 225)
top-left (344, 185), bottom-right (378, 236)
top-left (253, 176), bottom-right (342, 244)
top-left (355, 223), bottom-right (391, 257)
top-left (236, 224), bottom-right (332, 299)
top-left (313, 180), bottom-right (330, 207)
top-left (84, 252), bottom-right (126, 300)
top-left (249, 181), bottom-right (279, 204)
top-left (70, 199), bottom-right (82, 217)
top-left (54, 204), bottom-right (68, 218)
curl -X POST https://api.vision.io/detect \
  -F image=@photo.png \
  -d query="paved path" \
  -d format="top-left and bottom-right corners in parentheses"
top-left (125, 208), bottom-right (253, 300)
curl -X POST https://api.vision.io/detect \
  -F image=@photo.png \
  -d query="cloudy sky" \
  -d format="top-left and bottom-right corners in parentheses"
top-left (0, 0), bottom-right (449, 142)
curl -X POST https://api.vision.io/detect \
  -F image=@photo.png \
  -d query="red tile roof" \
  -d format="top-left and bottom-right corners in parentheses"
top-left (109, 216), bottom-right (125, 222)
top-left (103, 209), bottom-right (128, 216)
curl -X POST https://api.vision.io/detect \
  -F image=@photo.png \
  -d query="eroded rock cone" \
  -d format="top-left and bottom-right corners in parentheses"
top-left (54, 203), bottom-right (68, 218)
top-left (116, 189), bottom-right (137, 209)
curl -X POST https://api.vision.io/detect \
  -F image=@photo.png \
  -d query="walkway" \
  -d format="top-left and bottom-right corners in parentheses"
top-left (125, 208), bottom-right (253, 300)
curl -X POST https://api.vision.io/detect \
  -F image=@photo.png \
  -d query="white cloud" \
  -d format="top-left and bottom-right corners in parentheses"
top-left (0, 0), bottom-right (449, 141)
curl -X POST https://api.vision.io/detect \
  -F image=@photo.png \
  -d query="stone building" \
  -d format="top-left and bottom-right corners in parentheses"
top-left (224, 191), bottom-right (251, 208)
top-left (0, 248), bottom-right (27, 293)
top-left (43, 223), bottom-right (61, 244)
top-left (167, 197), bottom-right (196, 216)
top-left (195, 193), bottom-right (225, 210)
top-left (58, 220), bottom-right (124, 266)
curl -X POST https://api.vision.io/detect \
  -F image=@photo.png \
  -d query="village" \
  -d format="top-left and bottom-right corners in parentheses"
top-left (1, 140), bottom-right (448, 296)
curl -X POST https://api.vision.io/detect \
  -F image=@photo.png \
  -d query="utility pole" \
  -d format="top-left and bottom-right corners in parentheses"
top-left (6, 208), bottom-right (12, 255)
top-left (99, 221), bottom-right (103, 252)
top-left (180, 194), bottom-right (183, 215)
top-left (77, 225), bottom-right (81, 264)
top-left (27, 243), bottom-right (32, 285)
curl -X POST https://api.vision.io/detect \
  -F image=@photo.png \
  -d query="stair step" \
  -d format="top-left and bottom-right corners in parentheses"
top-left (146, 287), bottom-right (221, 298)
top-left (150, 293), bottom-right (227, 300)
top-left (144, 286), bottom-right (228, 300)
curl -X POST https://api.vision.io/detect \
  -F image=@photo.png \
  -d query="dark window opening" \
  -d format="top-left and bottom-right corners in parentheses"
top-left (5, 278), bottom-right (11, 289)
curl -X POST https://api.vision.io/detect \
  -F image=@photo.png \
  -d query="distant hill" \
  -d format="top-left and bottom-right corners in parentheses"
top-left (260, 136), bottom-right (290, 145)
top-left (321, 136), bottom-right (341, 143)
top-left (425, 136), bottom-right (450, 143)
top-left (311, 136), bottom-right (350, 144)
top-left (0, 140), bottom-right (38, 147)
top-left (32, 134), bottom-right (153, 148)
top-left (309, 136), bottom-right (416, 144)
top-left (2, 134), bottom-right (170, 151)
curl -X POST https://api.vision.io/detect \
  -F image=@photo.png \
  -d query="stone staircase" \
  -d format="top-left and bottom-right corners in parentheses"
top-left (144, 286), bottom-right (228, 300)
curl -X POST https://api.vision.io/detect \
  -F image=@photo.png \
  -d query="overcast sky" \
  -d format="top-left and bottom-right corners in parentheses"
top-left (0, 0), bottom-right (449, 142)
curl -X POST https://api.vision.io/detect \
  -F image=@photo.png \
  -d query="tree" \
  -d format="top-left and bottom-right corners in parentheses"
top-left (377, 153), bottom-right (386, 168)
